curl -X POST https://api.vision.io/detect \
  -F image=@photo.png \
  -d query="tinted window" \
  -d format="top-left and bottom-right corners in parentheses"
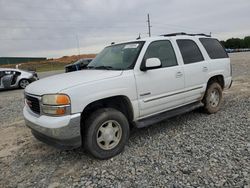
top-left (177, 39), bottom-right (204, 64)
top-left (0, 71), bottom-right (4, 77)
top-left (4, 71), bottom-right (11, 74)
top-left (11, 71), bottom-right (21, 75)
top-left (144, 40), bottom-right (177, 68)
top-left (199, 38), bottom-right (228, 59)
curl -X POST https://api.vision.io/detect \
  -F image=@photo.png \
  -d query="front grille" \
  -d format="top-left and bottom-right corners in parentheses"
top-left (26, 95), bottom-right (40, 114)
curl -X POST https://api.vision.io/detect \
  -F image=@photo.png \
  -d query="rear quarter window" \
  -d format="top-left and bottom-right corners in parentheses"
top-left (199, 38), bottom-right (228, 59)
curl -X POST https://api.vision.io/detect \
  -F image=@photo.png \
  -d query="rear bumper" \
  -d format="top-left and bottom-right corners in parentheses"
top-left (23, 105), bottom-right (82, 149)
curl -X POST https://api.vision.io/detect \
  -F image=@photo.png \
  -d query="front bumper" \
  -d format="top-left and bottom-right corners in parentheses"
top-left (23, 105), bottom-right (82, 150)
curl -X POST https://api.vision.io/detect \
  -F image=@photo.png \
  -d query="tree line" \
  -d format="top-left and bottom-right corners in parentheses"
top-left (221, 36), bottom-right (250, 49)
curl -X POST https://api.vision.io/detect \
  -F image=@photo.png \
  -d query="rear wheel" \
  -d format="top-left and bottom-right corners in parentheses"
top-left (84, 108), bottom-right (130, 159)
top-left (203, 82), bottom-right (223, 114)
top-left (19, 79), bottom-right (30, 89)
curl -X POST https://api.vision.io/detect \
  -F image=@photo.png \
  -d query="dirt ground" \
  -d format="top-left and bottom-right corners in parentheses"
top-left (0, 52), bottom-right (249, 187)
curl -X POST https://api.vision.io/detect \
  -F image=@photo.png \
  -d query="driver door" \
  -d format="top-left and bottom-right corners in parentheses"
top-left (134, 40), bottom-right (185, 118)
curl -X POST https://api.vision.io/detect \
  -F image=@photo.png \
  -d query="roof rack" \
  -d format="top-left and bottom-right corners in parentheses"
top-left (161, 32), bottom-right (211, 37)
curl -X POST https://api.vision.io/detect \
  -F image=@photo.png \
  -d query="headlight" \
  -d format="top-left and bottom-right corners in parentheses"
top-left (41, 94), bottom-right (71, 116)
top-left (42, 94), bottom-right (70, 105)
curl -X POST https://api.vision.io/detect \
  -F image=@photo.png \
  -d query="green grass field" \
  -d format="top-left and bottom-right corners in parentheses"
top-left (0, 54), bottom-right (97, 72)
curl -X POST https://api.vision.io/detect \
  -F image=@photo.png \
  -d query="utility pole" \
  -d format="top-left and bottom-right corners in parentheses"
top-left (76, 34), bottom-right (80, 58)
top-left (147, 13), bottom-right (152, 37)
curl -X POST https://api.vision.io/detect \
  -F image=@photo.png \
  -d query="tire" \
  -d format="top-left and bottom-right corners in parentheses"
top-left (19, 79), bottom-right (30, 89)
top-left (203, 82), bottom-right (223, 114)
top-left (84, 108), bottom-right (130, 159)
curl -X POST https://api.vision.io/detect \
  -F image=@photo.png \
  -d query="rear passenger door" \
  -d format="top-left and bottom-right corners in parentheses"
top-left (199, 38), bottom-right (231, 86)
top-left (176, 39), bottom-right (208, 103)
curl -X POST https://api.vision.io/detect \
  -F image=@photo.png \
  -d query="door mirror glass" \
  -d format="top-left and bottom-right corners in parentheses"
top-left (145, 58), bottom-right (161, 69)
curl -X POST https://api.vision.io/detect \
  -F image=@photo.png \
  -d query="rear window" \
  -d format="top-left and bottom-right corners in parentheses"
top-left (177, 39), bottom-right (204, 64)
top-left (199, 38), bottom-right (228, 59)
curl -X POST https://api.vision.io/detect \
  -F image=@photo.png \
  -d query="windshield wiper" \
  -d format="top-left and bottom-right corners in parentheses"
top-left (90, 66), bottom-right (114, 70)
top-left (95, 66), bottom-right (114, 70)
top-left (86, 66), bottom-right (96, 69)
top-left (87, 65), bottom-right (123, 70)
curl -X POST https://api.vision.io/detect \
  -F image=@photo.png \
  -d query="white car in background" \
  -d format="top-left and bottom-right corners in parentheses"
top-left (23, 33), bottom-right (232, 159)
top-left (0, 68), bottom-right (38, 90)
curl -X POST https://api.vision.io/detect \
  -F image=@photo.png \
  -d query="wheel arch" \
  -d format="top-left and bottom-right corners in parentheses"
top-left (80, 95), bottom-right (134, 141)
top-left (206, 75), bottom-right (225, 90)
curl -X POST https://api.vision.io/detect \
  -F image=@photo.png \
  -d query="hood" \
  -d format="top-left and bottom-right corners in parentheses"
top-left (25, 70), bottom-right (122, 95)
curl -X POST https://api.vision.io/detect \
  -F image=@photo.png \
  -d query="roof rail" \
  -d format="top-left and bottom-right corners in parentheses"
top-left (188, 33), bottom-right (211, 37)
top-left (161, 32), bottom-right (211, 37)
top-left (161, 32), bottom-right (187, 37)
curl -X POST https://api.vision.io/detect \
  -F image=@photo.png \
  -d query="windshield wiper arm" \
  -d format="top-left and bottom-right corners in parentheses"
top-left (87, 65), bottom-right (123, 70)
top-left (86, 66), bottom-right (95, 69)
top-left (93, 66), bottom-right (114, 70)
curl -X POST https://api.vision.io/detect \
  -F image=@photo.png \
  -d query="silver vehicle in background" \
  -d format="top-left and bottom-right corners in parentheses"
top-left (0, 68), bottom-right (39, 90)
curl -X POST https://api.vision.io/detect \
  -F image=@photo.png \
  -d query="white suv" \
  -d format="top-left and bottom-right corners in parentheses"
top-left (23, 33), bottom-right (232, 159)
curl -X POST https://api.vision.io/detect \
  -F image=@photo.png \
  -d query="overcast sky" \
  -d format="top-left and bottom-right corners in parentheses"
top-left (0, 0), bottom-right (249, 58)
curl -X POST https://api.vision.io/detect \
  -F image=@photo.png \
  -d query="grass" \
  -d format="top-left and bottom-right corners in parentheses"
top-left (0, 54), bottom-right (97, 72)
top-left (31, 63), bottom-right (66, 72)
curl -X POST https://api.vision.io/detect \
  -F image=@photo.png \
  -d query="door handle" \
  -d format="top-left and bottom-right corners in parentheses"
top-left (176, 71), bottom-right (183, 78)
top-left (202, 66), bottom-right (208, 72)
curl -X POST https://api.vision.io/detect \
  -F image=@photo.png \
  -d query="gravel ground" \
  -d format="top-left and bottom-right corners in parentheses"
top-left (0, 54), bottom-right (249, 187)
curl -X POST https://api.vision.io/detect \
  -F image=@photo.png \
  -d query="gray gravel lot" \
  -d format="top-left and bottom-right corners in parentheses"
top-left (0, 54), bottom-right (249, 187)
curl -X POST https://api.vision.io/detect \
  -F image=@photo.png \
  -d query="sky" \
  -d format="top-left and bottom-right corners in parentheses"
top-left (0, 0), bottom-right (249, 58)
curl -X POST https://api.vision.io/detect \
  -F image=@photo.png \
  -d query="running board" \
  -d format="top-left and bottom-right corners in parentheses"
top-left (134, 102), bottom-right (203, 128)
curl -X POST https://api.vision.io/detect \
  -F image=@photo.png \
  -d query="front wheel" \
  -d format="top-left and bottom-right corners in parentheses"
top-left (84, 108), bottom-right (130, 159)
top-left (203, 82), bottom-right (223, 114)
top-left (19, 79), bottom-right (30, 89)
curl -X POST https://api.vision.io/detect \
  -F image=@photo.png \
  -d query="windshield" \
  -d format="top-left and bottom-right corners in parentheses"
top-left (87, 42), bottom-right (144, 70)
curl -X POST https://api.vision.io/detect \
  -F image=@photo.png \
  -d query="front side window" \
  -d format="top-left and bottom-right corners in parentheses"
top-left (199, 38), bottom-right (228, 59)
top-left (88, 42), bottom-right (144, 70)
top-left (177, 39), bottom-right (204, 64)
top-left (12, 71), bottom-right (21, 76)
top-left (144, 40), bottom-right (178, 68)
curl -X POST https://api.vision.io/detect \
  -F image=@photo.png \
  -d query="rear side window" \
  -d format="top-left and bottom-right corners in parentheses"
top-left (177, 39), bottom-right (204, 64)
top-left (144, 40), bottom-right (178, 68)
top-left (199, 38), bottom-right (228, 59)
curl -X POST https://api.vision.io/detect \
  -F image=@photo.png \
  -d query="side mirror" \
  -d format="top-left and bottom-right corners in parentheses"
top-left (144, 58), bottom-right (161, 71)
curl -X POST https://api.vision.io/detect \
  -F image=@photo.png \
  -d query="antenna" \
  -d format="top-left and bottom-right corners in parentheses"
top-left (76, 33), bottom-right (80, 57)
top-left (136, 33), bottom-right (141, 40)
top-left (147, 14), bottom-right (152, 37)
